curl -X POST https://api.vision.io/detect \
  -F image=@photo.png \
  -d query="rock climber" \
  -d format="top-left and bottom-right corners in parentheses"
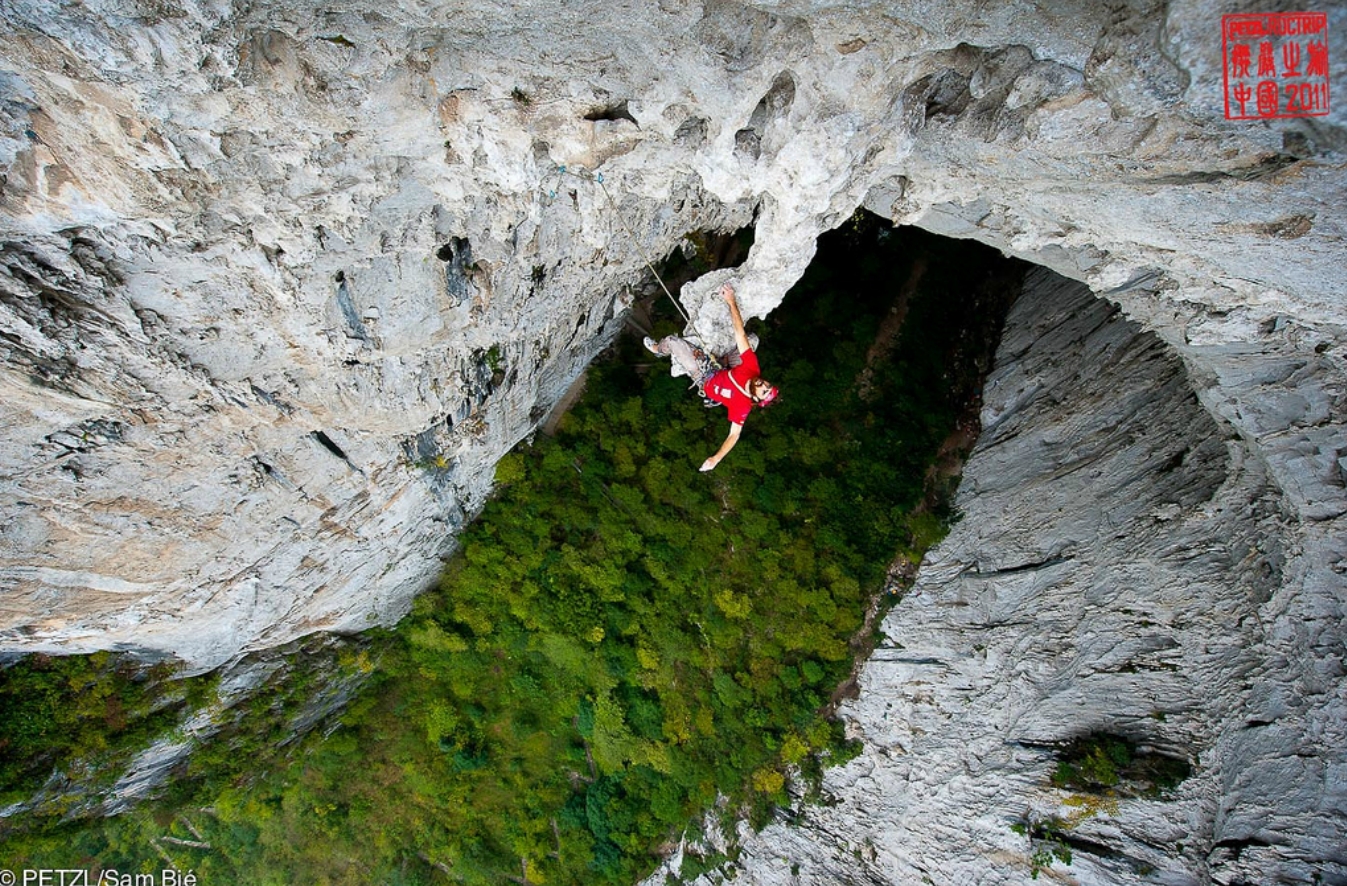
top-left (644, 283), bottom-right (778, 472)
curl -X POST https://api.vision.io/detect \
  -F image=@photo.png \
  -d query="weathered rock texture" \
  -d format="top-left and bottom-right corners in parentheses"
top-left (1, 0), bottom-right (1344, 881)
top-left (678, 269), bottom-right (1343, 884)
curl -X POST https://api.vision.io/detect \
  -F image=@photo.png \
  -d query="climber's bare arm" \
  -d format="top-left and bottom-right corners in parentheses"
top-left (721, 284), bottom-right (752, 354)
top-left (700, 421), bottom-right (743, 472)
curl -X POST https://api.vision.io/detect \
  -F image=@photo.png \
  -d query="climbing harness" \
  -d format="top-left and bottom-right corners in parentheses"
top-left (544, 164), bottom-right (712, 350)
top-left (693, 347), bottom-right (723, 408)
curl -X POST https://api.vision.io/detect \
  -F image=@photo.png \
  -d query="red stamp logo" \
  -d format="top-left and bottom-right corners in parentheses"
top-left (1223, 12), bottom-right (1330, 119)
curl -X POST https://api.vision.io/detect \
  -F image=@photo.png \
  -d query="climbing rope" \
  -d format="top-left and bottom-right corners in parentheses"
top-left (546, 164), bottom-right (711, 348)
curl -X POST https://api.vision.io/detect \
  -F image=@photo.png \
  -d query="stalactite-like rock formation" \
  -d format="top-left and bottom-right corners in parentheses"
top-left (1, 1), bottom-right (1343, 881)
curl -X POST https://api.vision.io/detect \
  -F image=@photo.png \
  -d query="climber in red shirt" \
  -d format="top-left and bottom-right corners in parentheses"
top-left (645, 283), bottom-right (779, 472)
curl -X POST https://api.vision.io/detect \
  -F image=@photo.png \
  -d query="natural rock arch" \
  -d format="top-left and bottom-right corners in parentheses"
top-left (0, 2), bottom-right (1342, 880)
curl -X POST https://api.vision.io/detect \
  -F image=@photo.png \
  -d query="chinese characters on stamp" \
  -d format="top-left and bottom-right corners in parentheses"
top-left (1223, 12), bottom-right (1330, 119)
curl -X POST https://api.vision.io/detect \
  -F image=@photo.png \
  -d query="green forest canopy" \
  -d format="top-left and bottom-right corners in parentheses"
top-left (2, 218), bottom-right (1022, 885)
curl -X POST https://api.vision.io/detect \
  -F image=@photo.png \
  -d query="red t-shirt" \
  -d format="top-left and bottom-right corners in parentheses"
top-left (704, 350), bottom-right (760, 425)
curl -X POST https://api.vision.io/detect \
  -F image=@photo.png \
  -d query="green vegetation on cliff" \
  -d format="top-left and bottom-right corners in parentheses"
top-left (0, 653), bottom-right (217, 809)
top-left (2, 218), bottom-right (1021, 884)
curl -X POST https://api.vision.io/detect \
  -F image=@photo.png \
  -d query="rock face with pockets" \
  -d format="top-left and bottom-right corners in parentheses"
top-left (1, 1), bottom-right (1343, 881)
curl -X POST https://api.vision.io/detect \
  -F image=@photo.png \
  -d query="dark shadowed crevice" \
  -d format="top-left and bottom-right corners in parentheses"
top-left (310, 430), bottom-right (362, 475)
top-left (583, 101), bottom-right (637, 125)
top-left (437, 236), bottom-right (476, 306)
top-left (653, 223), bottom-right (756, 293)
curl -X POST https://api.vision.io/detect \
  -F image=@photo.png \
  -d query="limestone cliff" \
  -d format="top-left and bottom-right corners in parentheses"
top-left (1, 0), bottom-right (1344, 881)
top-left (680, 268), bottom-right (1341, 884)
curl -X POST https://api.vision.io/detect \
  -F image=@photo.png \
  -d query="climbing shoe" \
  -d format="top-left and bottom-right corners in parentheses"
top-left (643, 336), bottom-right (664, 356)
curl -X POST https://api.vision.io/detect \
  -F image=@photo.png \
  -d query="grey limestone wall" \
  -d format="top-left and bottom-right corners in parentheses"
top-left (689, 268), bottom-right (1342, 885)
top-left (0, 2), bottom-right (1344, 876)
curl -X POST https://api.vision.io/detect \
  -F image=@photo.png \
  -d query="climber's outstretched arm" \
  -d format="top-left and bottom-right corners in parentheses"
top-left (721, 284), bottom-right (752, 355)
top-left (700, 421), bottom-right (743, 472)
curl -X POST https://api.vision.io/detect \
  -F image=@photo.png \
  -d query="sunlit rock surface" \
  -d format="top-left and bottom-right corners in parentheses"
top-left (1, 0), bottom-right (1344, 880)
